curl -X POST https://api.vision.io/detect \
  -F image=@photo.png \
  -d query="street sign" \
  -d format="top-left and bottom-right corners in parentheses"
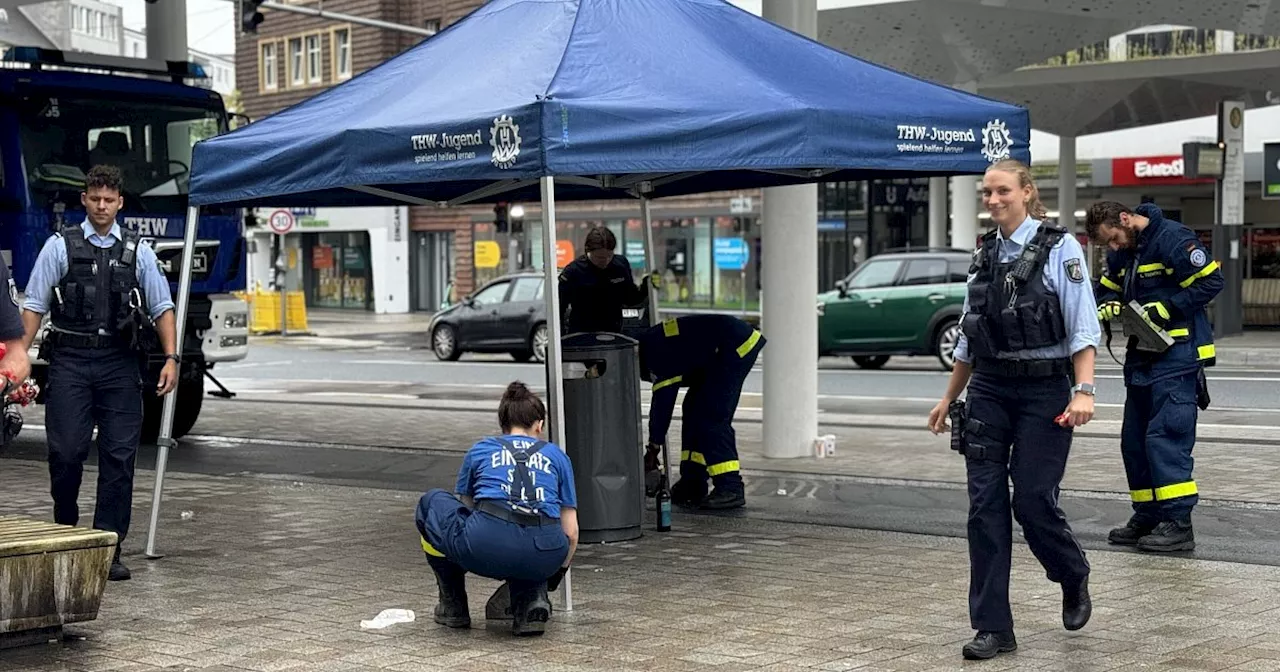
top-left (714, 237), bottom-right (749, 271)
top-left (1265, 142), bottom-right (1280, 200)
top-left (268, 209), bottom-right (295, 234)
top-left (730, 196), bottom-right (753, 214)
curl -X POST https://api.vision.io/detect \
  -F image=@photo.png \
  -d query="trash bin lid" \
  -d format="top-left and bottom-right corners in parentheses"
top-left (562, 332), bottom-right (638, 352)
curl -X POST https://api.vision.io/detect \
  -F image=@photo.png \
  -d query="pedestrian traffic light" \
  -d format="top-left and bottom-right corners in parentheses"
top-left (494, 203), bottom-right (509, 233)
top-left (239, 0), bottom-right (265, 34)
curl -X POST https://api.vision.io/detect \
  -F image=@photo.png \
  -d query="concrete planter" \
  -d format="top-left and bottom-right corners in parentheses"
top-left (0, 516), bottom-right (117, 648)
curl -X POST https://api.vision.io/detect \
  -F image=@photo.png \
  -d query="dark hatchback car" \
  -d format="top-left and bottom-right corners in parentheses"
top-left (428, 271), bottom-right (652, 362)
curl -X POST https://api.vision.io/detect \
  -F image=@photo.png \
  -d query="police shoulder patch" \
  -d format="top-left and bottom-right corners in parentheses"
top-left (1189, 248), bottom-right (1207, 268)
top-left (1064, 258), bottom-right (1084, 284)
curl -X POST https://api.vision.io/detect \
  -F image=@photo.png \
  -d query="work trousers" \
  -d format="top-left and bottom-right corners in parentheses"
top-left (678, 342), bottom-right (761, 490)
top-left (1121, 369), bottom-right (1200, 523)
top-left (46, 346), bottom-right (144, 549)
top-left (964, 370), bottom-right (1090, 632)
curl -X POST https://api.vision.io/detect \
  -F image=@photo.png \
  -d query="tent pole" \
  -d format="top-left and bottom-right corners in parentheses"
top-left (640, 198), bottom-right (659, 327)
top-left (144, 204), bottom-right (201, 559)
top-left (539, 176), bottom-right (572, 611)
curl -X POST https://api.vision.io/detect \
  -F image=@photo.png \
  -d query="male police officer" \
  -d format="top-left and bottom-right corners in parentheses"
top-left (558, 227), bottom-right (655, 335)
top-left (21, 165), bottom-right (179, 581)
top-left (1087, 201), bottom-right (1223, 553)
top-left (637, 314), bottom-right (764, 510)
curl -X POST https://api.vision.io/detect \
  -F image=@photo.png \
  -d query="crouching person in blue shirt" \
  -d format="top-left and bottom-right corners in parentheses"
top-left (415, 381), bottom-right (579, 636)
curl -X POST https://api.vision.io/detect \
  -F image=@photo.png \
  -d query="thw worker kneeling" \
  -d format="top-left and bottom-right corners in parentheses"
top-left (415, 382), bottom-right (579, 636)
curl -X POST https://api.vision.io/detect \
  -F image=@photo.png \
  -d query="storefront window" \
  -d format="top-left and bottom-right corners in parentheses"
top-left (304, 232), bottom-right (372, 310)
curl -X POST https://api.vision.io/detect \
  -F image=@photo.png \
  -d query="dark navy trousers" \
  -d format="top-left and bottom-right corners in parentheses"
top-left (678, 344), bottom-right (760, 490)
top-left (416, 489), bottom-right (568, 598)
top-left (964, 371), bottom-right (1090, 632)
top-left (46, 346), bottom-right (144, 548)
top-left (1121, 369), bottom-right (1200, 523)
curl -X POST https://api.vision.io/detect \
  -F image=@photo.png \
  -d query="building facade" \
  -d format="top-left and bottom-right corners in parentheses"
top-left (123, 27), bottom-right (235, 96)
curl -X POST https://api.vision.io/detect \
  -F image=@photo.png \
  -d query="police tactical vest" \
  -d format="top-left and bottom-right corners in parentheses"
top-left (50, 225), bottom-right (145, 336)
top-left (961, 223), bottom-right (1068, 358)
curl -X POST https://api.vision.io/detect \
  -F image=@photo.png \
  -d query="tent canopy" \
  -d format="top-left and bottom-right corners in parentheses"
top-left (189, 0), bottom-right (1031, 209)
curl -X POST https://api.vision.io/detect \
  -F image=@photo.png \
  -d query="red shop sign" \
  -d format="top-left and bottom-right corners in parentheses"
top-left (1111, 155), bottom-right (1214, 187)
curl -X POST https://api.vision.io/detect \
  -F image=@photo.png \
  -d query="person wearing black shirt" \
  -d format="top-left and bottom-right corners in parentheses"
top-left (557, 227), bottom-right (655, 335)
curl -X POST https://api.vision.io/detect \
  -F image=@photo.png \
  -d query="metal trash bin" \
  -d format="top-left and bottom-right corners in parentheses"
top-left (561, 332), bottom-right (644, 543)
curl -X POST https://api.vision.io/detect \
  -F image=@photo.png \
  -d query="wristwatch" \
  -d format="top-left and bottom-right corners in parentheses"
top-left (1071, 382), bottom-right (1096, 396)
top-left (164, 354), bottom-right (181, 364)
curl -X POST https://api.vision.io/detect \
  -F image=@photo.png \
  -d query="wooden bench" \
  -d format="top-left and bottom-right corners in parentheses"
top-left (1243, 278), bottom-right (1280, 327)
top-left (0, 516), bottom-right (117, 649)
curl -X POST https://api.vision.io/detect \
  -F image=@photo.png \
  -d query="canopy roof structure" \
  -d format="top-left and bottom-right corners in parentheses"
top-left (189, 0), bottom-right (1030, 210)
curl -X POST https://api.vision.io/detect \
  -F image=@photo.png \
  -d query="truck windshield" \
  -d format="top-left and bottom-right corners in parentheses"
top-left (16, 91), bottom-right (225, 215)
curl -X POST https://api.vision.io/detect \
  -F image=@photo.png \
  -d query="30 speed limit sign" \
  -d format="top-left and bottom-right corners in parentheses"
top-left (268, 209), bottom-right (295, 234)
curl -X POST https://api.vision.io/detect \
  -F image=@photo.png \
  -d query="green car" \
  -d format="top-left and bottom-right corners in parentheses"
top-left (817, 249), bottom-right (972, 370)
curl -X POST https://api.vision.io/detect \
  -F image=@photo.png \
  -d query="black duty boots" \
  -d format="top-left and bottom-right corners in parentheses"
top-left (962, 631), bottom-right (1017, 660)
top-left (426, 556), bottom-right (471, 628)
top-left (1062, 576), bottom-right (1092, 631)
top-left (1137, 519), bottom-right (1195, 552)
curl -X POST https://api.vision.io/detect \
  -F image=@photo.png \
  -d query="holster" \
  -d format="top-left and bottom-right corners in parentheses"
top-left (1196, 367), bottom-right (1211, 410)
top-left (948, 400), bottom-right (967, 456)
top-left (118, 309), bottom-right (160, 354)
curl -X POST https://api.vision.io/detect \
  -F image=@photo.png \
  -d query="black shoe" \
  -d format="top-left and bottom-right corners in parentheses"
top-left (961, 631), bottom-right (1017, 660)
top-left (427, 557), bottom-right (471, 628)
top-left (1107, 517), bottom-right (1157, 546)
top-left (1137, 519), bottom-right (1195, 553)
top-left (699, 488), bottom-right (745, 510)
top-left (671, 479), bottom-right (707, 508)
top-left (1062, 576), bottom-right (1091, 631)
top-left (512, 585), bottom-right (551, 637)
top-left (108, 560), bottom-right (131, 582)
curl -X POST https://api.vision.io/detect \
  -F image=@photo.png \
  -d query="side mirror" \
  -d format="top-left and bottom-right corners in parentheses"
top-left (464, 296), bottom-right (477, 307)
top-left (230, 112), bottom-right (252, 130)
top-left (835, 279), bottom-right (848, 298)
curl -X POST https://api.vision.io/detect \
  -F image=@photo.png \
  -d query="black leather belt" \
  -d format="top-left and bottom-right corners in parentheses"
top-left (475, 500), bottom-right (556, 527)
top-left (974, 357), bottom-right (1071, 378)
top-left (49, 331), bottom-right (125, 349)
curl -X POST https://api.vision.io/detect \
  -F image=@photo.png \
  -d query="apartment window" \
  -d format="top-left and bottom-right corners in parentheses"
top-left (332, 28), bottom-right (351, 80)
top-left (305, 34), bottom-right (322, 83)
top-left (288, 37), bottom-right (303, 86)
top-left (424, 18), bottom-right (441, 34)
top-left (96, 11), bottom-right (104, 37)
top-left (132, 43), bottom-right (140, 57)
top-left (261, 42), bottom-right (278, 91)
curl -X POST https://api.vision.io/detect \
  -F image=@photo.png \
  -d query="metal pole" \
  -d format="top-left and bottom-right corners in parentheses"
top-left (255, 0), bottom-right (436, 36)
top-left (278, 234), bottom-right (288, 335)
top-left (539, 176), bottom-right (571, 610)
top-left (144, 204), bottom-right (201, 559)
top-left (145, 0), bottom-right (187, 61)
top-left (640, 198), bottom-right (659, 326)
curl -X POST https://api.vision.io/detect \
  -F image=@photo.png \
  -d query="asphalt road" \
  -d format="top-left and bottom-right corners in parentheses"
top-left (213, 343), bottom-right (1280, 417)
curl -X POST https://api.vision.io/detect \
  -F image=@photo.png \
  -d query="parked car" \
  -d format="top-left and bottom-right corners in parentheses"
top-left (817, 248), bottom-right (971, 370)
top-left (429, 271), bottom-right (653, 362)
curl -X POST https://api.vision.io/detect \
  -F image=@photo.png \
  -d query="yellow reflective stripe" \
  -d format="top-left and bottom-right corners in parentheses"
top-left (1198, 344), bottom-right (1216, 361)
top-left (1137, 262), bottom-right (1170, 274)
top-left (1145, 302), bottom-right (1170, 321)
top-left (1131, 489), bottom-right (1154, 503)
top-left (652, 375), bottom-right (683, 391)
top-left (421, 536), bottom-right (445, 557)
top-left (1180, 260), bottom-right (1220, 288)
top-left (1100, 276), bottom-right (1122, 291)
top-left (1167, 328), bottom-right (1189, 337)
top-left (706, 460), bottom-right (740, 477)
top-left (736, 330), bottom-right (762, 358)
top-left (662, 318), bottom-right (680, 337)
top-left (680, 450), bottom-right (707, 466)
top-left (1154, 481), bottom-right (1198, 501)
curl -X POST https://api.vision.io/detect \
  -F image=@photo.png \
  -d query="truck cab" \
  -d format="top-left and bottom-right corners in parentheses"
top-left (0, 47), bottom-right (249, 440)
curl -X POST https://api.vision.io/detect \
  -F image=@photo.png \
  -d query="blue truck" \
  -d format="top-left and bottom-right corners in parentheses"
top-left (0, 47), bottom-right (249, 440)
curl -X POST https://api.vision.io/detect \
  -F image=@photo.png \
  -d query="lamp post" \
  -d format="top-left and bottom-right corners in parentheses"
top-left (508, 204), bottom-right (526, 273)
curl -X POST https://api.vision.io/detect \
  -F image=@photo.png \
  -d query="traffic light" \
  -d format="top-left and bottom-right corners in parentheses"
top-left (493, 203), bottom-right (509, 233)
top-left (239, 0), bottom-right (265, 34)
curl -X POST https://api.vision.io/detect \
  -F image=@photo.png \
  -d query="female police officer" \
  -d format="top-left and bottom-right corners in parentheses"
top-left (415, 381), bottom-right (579, 636)
top-left (927, 159), bottom-right (1100, 661)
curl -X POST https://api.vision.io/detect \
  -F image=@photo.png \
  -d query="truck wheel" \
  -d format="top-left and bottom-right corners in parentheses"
top-left (142, 374), bottom-right (204, 443)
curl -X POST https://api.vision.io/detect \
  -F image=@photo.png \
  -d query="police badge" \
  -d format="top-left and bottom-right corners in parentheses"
top-left (1064, 258), bottom-right (1084, 283)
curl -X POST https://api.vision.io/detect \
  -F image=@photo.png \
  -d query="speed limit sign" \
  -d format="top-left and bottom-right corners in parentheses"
top-left (268, 209), bottom-right (295, 235)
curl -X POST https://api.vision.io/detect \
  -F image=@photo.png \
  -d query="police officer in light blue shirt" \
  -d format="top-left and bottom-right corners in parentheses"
top-left (415, 381), bottom-right (579, 637)
top-left (20, 165), bottom-right (180, 583)
top-left (927, 160), bottom-right (1101, 661)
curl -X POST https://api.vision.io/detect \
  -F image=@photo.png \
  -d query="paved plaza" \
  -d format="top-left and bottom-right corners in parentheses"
top-left (5, 459), bottom-right (1280, 671)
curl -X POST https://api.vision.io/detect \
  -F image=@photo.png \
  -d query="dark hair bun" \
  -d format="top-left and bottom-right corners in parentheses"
top-left (503, 381), bottom-right (531, 401)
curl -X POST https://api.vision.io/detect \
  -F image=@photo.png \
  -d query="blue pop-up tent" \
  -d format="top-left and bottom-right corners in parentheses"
top-left (148, 0), bottom-right (1032, 579)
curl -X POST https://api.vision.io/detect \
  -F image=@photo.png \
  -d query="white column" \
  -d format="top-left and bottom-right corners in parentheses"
top-left (1058, 135), bottom-right (1077, 232)
top-left (760, 0), bottom-right (818, 460)
top-left (146, 0), bottom-right (188, 61)
top-left (951, 176), bottom-right (979, 250)
top-left (928, 177), bottom-right (948, 247)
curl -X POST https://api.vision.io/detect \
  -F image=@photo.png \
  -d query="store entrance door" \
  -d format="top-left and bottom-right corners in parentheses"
top-left (412, 231), bottom-right (454, 312)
